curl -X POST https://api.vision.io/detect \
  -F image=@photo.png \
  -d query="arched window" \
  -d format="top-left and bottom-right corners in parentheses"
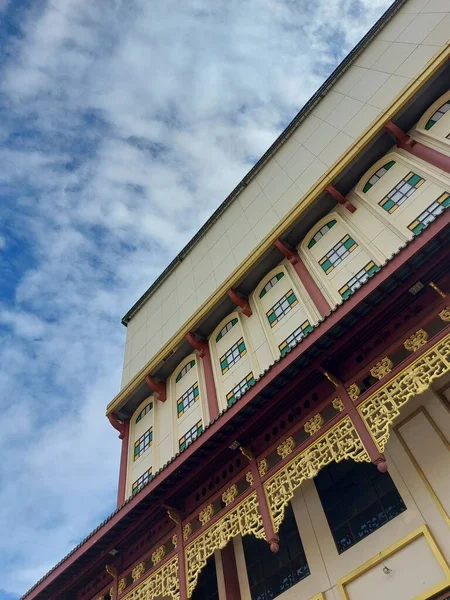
top-left (135, 401), bottom-right (153, 423)
top-left (362, 161), bottom-right (395, 193)
top-left (176, 359), bottom-right (195, 382)
top-left (215, 318), bottom-right (238, 342)
top-left (416, 92), bottom-right (450, 148)
top-left (307, 219), bottom-right (336, 248)
top-left (425, 99), bottom-right (450, 130)
top-left (259, 272), bottom-right (284, 297)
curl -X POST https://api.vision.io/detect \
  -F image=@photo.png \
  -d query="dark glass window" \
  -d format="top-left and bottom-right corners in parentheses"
top-left (191, 555), bottom-right (219, 600)
top-left (243, 503), bottom-right (310, 600)
top-left (315, 460), bottom-right (406, 554)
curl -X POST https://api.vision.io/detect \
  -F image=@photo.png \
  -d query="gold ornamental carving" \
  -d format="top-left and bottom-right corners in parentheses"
top-left (131, 562), bottom-right (145, 582)
top-left (258, 459), bottom-right (268, 477)
top-left (122, 555), bottom-right (179, 600)
top-left (370, 357), bottom-right (393, 380)
top-left (222, 484), bottom-right (239, 506)
top-left (358, 333), bottom-right (450, 452)
top-left (151, 544), bottom-right (166, 566)
top-left (332, 397), bottom-right (344, 412)
top-left (304, 413), bottom-right (324, 436)
top-left (118, 578), bottom-right (126, 593)
top-left (246, 470), bottom-right (254, 485)
top-left (199, 504), bottom-right (214, 525)
top-left (183, 522), bottom-right (192, 540)
top-left (172, 533), bottom-right (177, 548)
top-left (438, 307), bottom-right (450, 322)
top-left (264, 417), bottom-right (370, 532)
top-left (347, 383), bottom-right (361, 400)
top-left (277, 436), bottom-right (295, 458)
top-left (185, 492), bottom-right (265, 596)
top-left (404, 329), bottom-right (429, 352)
top-left (110, 588), bottom-right (114, 600)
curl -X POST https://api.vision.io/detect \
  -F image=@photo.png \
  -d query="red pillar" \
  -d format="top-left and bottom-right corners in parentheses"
top-left (186, 332), bottom-right (220, 420)
top-left (274, 238), bottom-right (330, 318)
top-left (385, 121), bottom-right (450, 174)
top-left (221, 542), bottom-right (242, 600)
top-left (117, 419), bottom-right (129, 507)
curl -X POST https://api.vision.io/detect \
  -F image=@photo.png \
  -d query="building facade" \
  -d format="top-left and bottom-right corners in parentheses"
top-left (23, 1), bottom-right (450, 599)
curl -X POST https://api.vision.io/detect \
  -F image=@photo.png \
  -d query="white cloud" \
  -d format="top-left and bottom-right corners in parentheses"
top-left (0, 0), bottom-right (390, 596)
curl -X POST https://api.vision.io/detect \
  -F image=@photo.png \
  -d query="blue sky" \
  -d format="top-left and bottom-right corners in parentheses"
top-left (0, 0), bottom-right (391, 597)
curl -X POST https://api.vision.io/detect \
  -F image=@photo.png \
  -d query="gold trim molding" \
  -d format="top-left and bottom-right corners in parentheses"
top-left (122, 555), bottom-right (179, 600)
top-left (358, 332), bottom-right (450, 452)
top-left (337, 525), bottom-right (450, 600)
top-left (264, 417), bottom-right (370, 532)
top-left (185, 492), bottom-right (265, 596)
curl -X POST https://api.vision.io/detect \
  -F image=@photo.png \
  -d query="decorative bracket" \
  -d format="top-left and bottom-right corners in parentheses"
top-left (186, 331), bottom-right (208, 358)
top-left (274, 238), bottom-right (299, 265)
top-left (227, 288), bottom-right (252, 317)
top-left (145, 374), bottom-right (167, 402)
top-left (326, 184), bottom-right (356, 213)
top-left (107, 413), bottom-right (126, 440)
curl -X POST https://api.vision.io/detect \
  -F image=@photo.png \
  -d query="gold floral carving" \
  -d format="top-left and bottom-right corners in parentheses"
top-left (264, 417), bottom-right (370, 532)
top-left (185, 492), bottom-right (265, 596)
top-left (118, 578), bottom-right (126, 593)
top-left (347, 383), bottom-right (361, 400)
top-left (222, 484), bottom-right (239, 506)
top-left (131, 562), bottom-right (145, 582)
top-left (358, 333), bottom-right (450, 452)
top-left (199, 504), bottom-right (214, 525)
top-left (404, 329), bottom-right (429, 352)
top-left (277, 436), bottom-right (295, 458)
top-left (304, 413), bottom-right (324, 436)
top-left (151, 544), bottom-right (166, 566)
top-left (370, 357), bottom-right (393, 380)
top-left (122, 555), bottom-right (179, 600)
top-left (438, 307), bottom-right (450, 322)
top-left (246, 471), bottom-right (253, 485)
top-left (172, 533), bottom-right (177, 548)
top-left (183, 523), bottom-right (192, 541)
top-left (332, 397), bottom-right (344, 412)
top-left (258, 459), bottom-right (268, 477)
top-left (109, 588), bottom-right (114, 600)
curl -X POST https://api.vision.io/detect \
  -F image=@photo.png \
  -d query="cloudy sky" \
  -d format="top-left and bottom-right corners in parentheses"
top-left (0, 0), bottom-right (392, 597)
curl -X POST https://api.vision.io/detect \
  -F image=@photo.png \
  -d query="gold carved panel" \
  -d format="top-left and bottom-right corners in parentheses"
top-left (185, 492), bottom-right (265, 596)
top-left (264, 417), bottom-right (370, 532)
top-left (122, 556), bottom-right (179, 600)
top-left (358, 332), bottom-right (450, 452)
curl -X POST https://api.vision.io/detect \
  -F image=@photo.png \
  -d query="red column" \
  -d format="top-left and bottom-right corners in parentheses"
top-left (186, 332), bottom-right (220, 420)
top-left (221, 542), bottom-right (242, 600)
top-left (117, 419), bottom-right (130, 507)
top-left (385, 121), bottom-right (450, 174)
top-left (274, 238), bottom-right (330, 318)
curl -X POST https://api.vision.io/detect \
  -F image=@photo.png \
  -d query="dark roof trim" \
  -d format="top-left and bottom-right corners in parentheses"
top-left (122, 0), bottom-right (407, 325)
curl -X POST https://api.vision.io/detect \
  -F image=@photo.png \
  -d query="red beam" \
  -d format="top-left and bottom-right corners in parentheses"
top-left (227, 288), bottom-right (252, 317)
top-left (144, 374), bottom-right (166, 402)
top-left (326, 184), bottom-right (356, 213)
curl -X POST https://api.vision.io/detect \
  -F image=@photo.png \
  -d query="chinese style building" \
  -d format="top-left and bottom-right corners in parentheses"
top-left (23, 1), bottom-right (450, 599)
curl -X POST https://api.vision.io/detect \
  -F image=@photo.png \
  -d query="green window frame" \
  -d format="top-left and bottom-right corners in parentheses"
top-left (319, 234), bottom-right (357, 275)
top-left (307, 220), bottom-right (337, 248)
top-left (135, 401), bottom-right (153, 424)
top-left (175, 360), bottom-right (196, 383)
top-left (379, 172), bottom-right (425, 214)
top-left (408, 192), bottom-right (450, 235)
top-left (279, 320), bottom-right (314, 356)
top-left (132, 468), bottom-right (153, 495)
top-left (216, 318), bottom-right (238, 342)
top-left (425, 100), bottom-right (450, 130)
top-left (134, 428), bottom-right (153, 461)
top-left (362, 161), bottom-right (395, 193)
top-left (226, 373), bottom-right (255, 407)
top-left (339, 262), bottom-right (380, 300)
top-left (259, 272), bottom-right (284, 298)
top-left (220, 338), bottom-right (247, 374)
top-left (177, 382), bottom-right (200, 418)
top-left (179, 420), bottom-right (203, 451)
top-left (266, 290), bottom-right (298, 328)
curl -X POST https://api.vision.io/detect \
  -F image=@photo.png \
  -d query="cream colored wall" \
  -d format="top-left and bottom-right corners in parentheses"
top-left (232, 386), bottom-right (450, 600)
top-left (126, 395), bottom-right (156, 498)
top-left (121, 0), bottom-right (450, 389)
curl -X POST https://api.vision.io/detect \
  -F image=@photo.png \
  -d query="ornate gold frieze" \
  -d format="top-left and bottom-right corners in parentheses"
top-left (370, 357), bottom-right (393, 380)
top-left (172, 533), bottom-right (177, 548)
top-left (304, 413), bottom-right (324, 436)
top-left (264, 417), bottom-right (370, 532)
top-left (258, 459), bottom-right (268, 477)
top-left (199, 504), bottom-right (214, 525)
top-left (347, 383), bottom-right (361, 400)
top-left (222, 484), bottom-right (238, 506)
top-left (332, 397), bottom-right (344, 412)
top-left (151, 544), bottom-right (166, 566)
top-left (185, 492), bottom-right (265, 596)
top-left (246, 470), bottom-right (253, 485)
top-left (404, 328), bottom-right (429, 352)
top-left (359, 332), bottom-right (450, 452)
top-left (131, 562), bottom-right (145, 582)
top-left (118, 578), bottom-right (126, 594)
top-left (439, 307), bottom-right (450, 322)
top-left (277, 436), bottom-right (295, 458)
top-left (122, 555), bottom-right (179, 600)
top-left (109, 587), bottom-right (114, 600)
top-left (183, 523), bottom-right (192, 541)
